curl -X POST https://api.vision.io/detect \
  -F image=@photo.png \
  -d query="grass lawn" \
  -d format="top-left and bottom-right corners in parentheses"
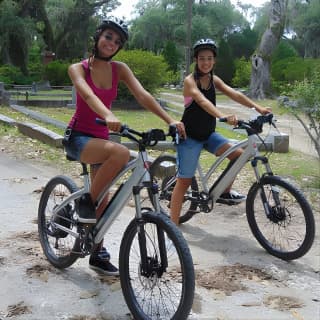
top-left (0, 103), bottom-right (319, 193)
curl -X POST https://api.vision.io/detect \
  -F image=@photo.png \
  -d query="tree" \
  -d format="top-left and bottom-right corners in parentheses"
top-left (163, 40), bottom-right (181, 73)
top-left (288, 0), bottom-right (320, 58)
top-left (280, 67), bottom-right (320, 158)
top-left (249, 0), bottom-right (288, 99)
top-left (47, 0), bottom-right (118, 60)
top-left (215, 39), bottom-right (235, 86)
top-left (0, 0), bottom-right (120, 75)
top-left (0, 0), bottom-right (37, 75)
top-left (227, 27), bottom-right (259, 60)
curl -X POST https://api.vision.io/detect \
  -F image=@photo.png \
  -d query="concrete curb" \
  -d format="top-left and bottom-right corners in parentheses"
top-left (16, 122), bottom-right (64, 148)
top-left (1, 105), bottom-right (282, 152)
top-left (0, 112), bottom-right (176, 151)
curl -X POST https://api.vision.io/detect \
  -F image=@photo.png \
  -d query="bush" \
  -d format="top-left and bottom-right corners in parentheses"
top-left (272, 57), bottom-right (320, 83)
top-left (116, 50), bottom-right (171, 100)
top-left (44, 60), bottom-right (71, 86)
top-left (280, 67), bottom-right (320, 158)
top-left (271, 57), bottom-right (320, 94)
top-left (232, 57), bottom-right (251, 88)
top-left (0, 64), bottom-right (27, 84)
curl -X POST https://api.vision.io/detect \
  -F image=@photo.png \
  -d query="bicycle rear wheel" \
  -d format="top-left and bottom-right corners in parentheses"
top-left (246, 175), bottom-right (315, 260)
top-left (38, 175), bottom-right (80, 268)
top-left (149, 155), bottom-right (199, 224)
top-left (119, 210), bottom-right (195, 320)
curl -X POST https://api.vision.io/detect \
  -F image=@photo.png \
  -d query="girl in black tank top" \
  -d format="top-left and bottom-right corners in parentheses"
top-left (182, 73), bottom-right (217, 141)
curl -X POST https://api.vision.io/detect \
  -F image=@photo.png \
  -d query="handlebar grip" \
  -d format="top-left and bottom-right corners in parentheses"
top-left (95, 118), bottom-right (106, 126)
top-left (95, 118), bottom-right (127, 133)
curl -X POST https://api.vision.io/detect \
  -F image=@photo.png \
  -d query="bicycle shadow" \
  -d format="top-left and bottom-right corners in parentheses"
top-left (179, 221), bottom-right (260, 261)
top-left (179, 218), bottom-right (319, 277)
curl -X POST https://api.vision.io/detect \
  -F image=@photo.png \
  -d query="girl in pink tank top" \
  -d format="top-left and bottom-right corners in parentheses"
top-left (64, 16), bottom-right (186, 275)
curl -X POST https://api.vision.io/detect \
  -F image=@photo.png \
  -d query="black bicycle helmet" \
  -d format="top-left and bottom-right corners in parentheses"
top-left (193, 38), bottom-right (217, 57)
top-left (93, 16), bottom-right (129, 61)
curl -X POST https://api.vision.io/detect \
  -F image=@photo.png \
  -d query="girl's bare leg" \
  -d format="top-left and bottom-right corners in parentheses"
top-left (170, 177), bottom-right (192, 225)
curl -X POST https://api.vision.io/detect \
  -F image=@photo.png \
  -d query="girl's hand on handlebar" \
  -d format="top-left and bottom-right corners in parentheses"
top-left (170, 121), bottom-right (186, 139)
top-left (256, 106), bottom-right (272, 115)
top-left (105, 114), bottom-right (122, 132)
top-left (225, 115), bottom-right (238, 126)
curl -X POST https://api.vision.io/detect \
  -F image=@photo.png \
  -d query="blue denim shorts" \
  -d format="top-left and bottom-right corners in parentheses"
top-left (176, 132), bottom-right (229, 178)
top-left (64, 133), bottom-right (92, 161)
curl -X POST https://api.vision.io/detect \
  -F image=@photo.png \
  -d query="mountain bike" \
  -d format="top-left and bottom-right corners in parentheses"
top-left (38, 122), bottom-right (195, 320)
top-left (149, 114), bottom-right (315, 261)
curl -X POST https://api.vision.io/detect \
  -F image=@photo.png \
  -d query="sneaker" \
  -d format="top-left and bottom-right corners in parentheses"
top-left (76, 193), bottom-right (96, 224)
top-left (216, 190), bottom-right (246, 205)
top-left (89, 247), bottom-right (119, 276)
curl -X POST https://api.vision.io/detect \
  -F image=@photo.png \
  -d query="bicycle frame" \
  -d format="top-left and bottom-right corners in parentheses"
top-left (196, 133), bottom-right (273, 203)
top-left (94, 149), bottom-right (155, 244)
top-left (51, 147), bottom-right (158, 247)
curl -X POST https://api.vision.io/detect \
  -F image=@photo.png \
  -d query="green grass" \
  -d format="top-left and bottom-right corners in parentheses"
top-left (0, 104), bottom-right (319, 190)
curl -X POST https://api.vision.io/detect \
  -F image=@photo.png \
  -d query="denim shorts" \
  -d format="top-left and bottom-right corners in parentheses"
top-left (176, 132), bottom-right (229, 178)
top-left (64, 133), bottom-right (92, 161)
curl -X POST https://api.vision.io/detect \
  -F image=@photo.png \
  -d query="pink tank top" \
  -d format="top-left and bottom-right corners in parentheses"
top-left (69, 60), bottom-right (118, 139)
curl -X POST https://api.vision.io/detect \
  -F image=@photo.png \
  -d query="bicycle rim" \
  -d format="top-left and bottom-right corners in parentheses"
top-left (119, 211), bottom-right (195, 319)
top-left (246, 175), bottom-right (315, 260)
top-left (38, 175), bottom-right (80, 268)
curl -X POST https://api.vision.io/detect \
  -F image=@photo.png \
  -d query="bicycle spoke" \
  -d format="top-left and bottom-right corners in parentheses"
top-left (247, 176), bottom-right (314, 260)
top-left (120, 212), bottom-right (194, 319)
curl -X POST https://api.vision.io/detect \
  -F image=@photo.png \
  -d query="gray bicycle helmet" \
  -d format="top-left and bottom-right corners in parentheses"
top-left (94, 16), bottom-right (129, 45)
top-left (193, 38), bottom-right (217, 57)
top-left (93, 16), bottom-right (129, 61)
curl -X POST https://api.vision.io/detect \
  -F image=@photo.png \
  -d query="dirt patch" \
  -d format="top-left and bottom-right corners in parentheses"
top-left (3, 301), bottom-right (32, 318)
top-left (9, 230), bottom-right (39, 242)
top-left (263, 294), bottom-right (305, 311)
top-left (26, 263), bottom-right (57, 281)
top-left (196, 263), bottom-right (273, 295)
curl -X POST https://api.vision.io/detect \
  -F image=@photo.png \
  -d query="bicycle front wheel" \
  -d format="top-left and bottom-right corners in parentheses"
top-left (119, 211), bottom-right (195, 320)
top-left (149, 155), bottom-right (199, 224)
top-left (38, 175), bottom-right (80, 268)
top-left (246, 175), bottom-right (315, 260)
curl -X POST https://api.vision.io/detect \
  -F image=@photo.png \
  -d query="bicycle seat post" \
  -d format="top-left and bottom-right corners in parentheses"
top-left (80, 163), bottom-right (90, 193)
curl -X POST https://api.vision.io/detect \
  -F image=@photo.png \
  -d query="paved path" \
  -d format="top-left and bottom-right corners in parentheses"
top-left (0, 151), bottom-right (319, 319)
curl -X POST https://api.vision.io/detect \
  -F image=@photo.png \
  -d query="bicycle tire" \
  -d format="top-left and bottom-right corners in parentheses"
top-left (119, 210), bottom-right (195, 320)
top-left (246, 175), bottom-right (315, 260)
top-left (38, 175), bottom-right (80, 268)
top-left (149, 155), bottom-right (199, 224)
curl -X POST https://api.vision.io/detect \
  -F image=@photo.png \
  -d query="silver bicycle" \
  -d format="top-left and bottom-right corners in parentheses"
top-left (38, 122), bottom-right (195, 320)
top-left (149, 114), bottom-right (315, 261)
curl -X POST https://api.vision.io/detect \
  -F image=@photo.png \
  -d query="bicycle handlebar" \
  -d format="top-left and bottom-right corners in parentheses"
top-left (220, 113), bottom-right (275, 134)
top-left (95, 118), bottom-right (167, 147)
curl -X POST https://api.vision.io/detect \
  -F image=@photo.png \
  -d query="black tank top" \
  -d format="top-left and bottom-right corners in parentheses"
top-left (182, 79), bottom-right (216, 141)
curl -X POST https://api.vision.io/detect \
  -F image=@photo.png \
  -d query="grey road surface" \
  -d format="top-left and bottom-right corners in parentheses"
top-left (0, 151), bottom-right (319, 320)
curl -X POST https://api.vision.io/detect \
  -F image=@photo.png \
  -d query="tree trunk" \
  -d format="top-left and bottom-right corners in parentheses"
top-left (249, 0), bottom-right (288, 99)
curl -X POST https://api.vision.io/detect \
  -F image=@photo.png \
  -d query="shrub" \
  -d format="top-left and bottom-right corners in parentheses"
top-left (271, 57), bottom-right (320, 94)
top-left (0, 64), bottom-right (27, 84)
top-left (44, 60), bottom-right (71, 86)
top-left (116, 50), bottom-right (171, 100)
top-left (232, 57), bottom-right (251, 88)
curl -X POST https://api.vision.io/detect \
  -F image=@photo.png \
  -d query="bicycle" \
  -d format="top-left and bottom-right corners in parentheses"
top-left (38, 121), bottom-right (195, 320)
top-left (149, 113), bottom-right (315, 261)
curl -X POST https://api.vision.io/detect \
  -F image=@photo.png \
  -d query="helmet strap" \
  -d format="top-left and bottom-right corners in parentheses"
top-left (94, 54), bottom-right (112, 62)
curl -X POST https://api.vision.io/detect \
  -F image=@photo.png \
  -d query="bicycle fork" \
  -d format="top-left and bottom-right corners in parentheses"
top-left (251, 156), bottom-right (281, 217)
top-left (133, 184), bottom-right (168, 277)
